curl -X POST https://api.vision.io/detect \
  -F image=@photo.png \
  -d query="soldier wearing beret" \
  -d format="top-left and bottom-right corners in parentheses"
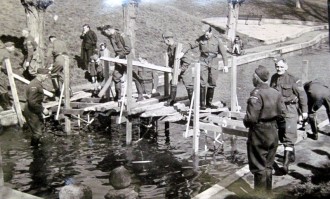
top-left (23, 68), bottom-right (50, 147)
top-left (270, 57), bottom-right (308, 174)
top-left (244, 65), bottom-right (283, 196)
top-left (162, 31), bottom-right (196, 105)
top-left (0, 41), bottom-right (15, 111)
top-left (46, 35), bottom-right (68, 97)
top-left (303, 79), bottom-right (330, 140)
top-left (80, 24), bottom-right (97, 70)
top-left (102, 25), bottom-right (145, 101)
top-left (190, 24), bottom-right (229, 110)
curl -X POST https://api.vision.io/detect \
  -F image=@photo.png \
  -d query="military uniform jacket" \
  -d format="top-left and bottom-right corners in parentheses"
top-left (0, 47), bottom-right (10, 93)
top-left (166, 43), bottom-right (197, 71)
top-left (109, 32), bottom-right (131, 57)
top-left (304, 79), bottom-right (330, 101)
top-left (80, 30), bottom-right (97, 50)
top-left (23, 35), bottom-right (37, 62)
top-left (244, 84), bottom-right (283, 128)
top-left (191, 35), bottom-right (228, 68)
top-left (270, 72), bottom-right (307, 113)
top-left (26, 78), bottom-right (44, 114)
top-left (45, 39), bottom-right (68, 65)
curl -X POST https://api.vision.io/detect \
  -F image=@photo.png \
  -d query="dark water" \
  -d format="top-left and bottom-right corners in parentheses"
top-left (1, 40), bottom-right (329, 199)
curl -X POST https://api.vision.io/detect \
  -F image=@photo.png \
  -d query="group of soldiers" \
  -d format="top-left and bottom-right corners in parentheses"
top-left (243, 56), bottom-right (330, 197)
top-left (1, 22), bottom-right (330, 198)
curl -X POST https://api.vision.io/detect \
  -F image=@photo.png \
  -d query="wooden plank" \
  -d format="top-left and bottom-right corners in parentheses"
top-left (207, 115), bottom-right (245, 128)
top-left (43, 91), bottom-right (92, 108)
top-left (70, 102), bottom-right (101, 108)
top-left (193, 63), bottom-right (200, 154)
top-left (12, 73), bottom-right (54, 97)
top-left (83, 101), bottom-right (119, 112)
top-left (79, 97), bottom-right (101, 103)
top-left (172, 43), bottom-right (182, 85)
top-left (100, 57), bottom-right (172, 73)
top-left (98, 76), bottom-right (113, 98)
top-left (200, 122), bottom-right (248, 137)
top-left (140, 106), bottom-right (177, 117)
top-left (130, 102), bottom-right (166, 115)
top-left (164, 52), bottom-right (170, 97)
top-left (63, 55), bottom-right (71, 134)
top-left (220, 111), bottom-right (246, 119)
top-left (4, 59), bottom-right (25, 127)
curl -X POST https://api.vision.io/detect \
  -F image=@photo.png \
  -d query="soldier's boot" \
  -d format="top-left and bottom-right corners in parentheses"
top-left (200, 87), bottom-right (207, 110)
top-left (254, 172), bottom-right (267, 196)
top-left (266, 170), bottom-right (273, 192)
top-left (166, 85), bottom-right (177, 106)
top-left (309, 116), bottom-right (319, 140)
top-left (282, 150), bottom-right (291, 174)
top-left (289, 147), bottom-right (295, 163)
top-left (135, 81), bottom-right (144, 102)
top-left (114, 82), bottom-right (122, 102)
top-left (0, 93), bottom-right (12, 110)
top-left (51, 78), bottom-right (61, 97)
top-left (206, 87), bottom-right (218, 109)
top-left (186, 88), bottom-right (194, 104)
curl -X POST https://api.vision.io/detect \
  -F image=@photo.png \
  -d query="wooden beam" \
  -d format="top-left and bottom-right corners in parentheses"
top-left (12, 73), bottom-right (54, 97)
top-left (193, 63), bottom-right (201, 155)
top-left (219, 111), bottom-right (246, 120)
top-left (4, 59), bottom-right (25, 127)
top-left (100, 57), bottom-right (172, 73)
top-left (63, 55), bottom-right (71, 134)
top-left (98, 76), bottom-right (113, 98)
top-left (200, 122), bottom-right (248, 137)
top-left (230, 56), bottom-right (238, 112)
top-left (83, 101), bottom-right (119, 112)
top-left (70, 102), bottom-right (101, 108)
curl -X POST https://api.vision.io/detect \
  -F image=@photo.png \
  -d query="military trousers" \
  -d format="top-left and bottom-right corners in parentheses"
top-left (200, 64), bottom-right (218, 88)
top-left (179, 65), bottom-right (194, 90)
top-left (247, 121), bottom-right (278, 174)
top-left (279, 104), bottom-right (298, 147)
top-left (23, 105), bottom-right (44, 139)
top-left (308, 95), bottom-right (330, 128)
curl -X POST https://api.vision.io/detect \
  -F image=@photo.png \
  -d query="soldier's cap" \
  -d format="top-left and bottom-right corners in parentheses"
top-left (201, 24), bottom-right (212, 33)
top-left (4, 41), bottom-right (14, 48)
top-left (255, 65), bottom-right (269, 82)
top-left (162, 31), bottom-right (174, 39)
top-left (102, 25), bottom-right (115, 31)
top-left (37, 68), bottom-right (50, 75)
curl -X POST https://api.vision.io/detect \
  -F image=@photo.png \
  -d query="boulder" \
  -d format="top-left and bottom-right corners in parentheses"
top-left (59, 184), bottom-right (92, 199)
top-left (109, 166), bottom-right (131, 189)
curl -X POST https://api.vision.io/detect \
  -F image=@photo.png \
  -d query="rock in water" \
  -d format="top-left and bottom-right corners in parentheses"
top-left (104, 187), bottom-right (138, 199)
top-left (59, 184), bottom-right (92, 199)
top-left (109, 166), bottom-right (131, 189)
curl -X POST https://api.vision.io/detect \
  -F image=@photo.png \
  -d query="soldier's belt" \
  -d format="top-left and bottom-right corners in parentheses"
top-left (284, 101), bottom-right (297, 105)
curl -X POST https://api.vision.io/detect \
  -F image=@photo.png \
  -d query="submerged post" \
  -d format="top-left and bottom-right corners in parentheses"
top-left (4, 59), bottom-right (25, 127)
top-left (63, 55), bottom-right (71, 134)
top-left (193, 63), bottom-right (200, 155)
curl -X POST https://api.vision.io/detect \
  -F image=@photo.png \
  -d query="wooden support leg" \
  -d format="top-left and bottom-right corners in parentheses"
top-left (165, 121), bottom-right (170, 143)
top-left (126, 116), bottom-right (132, 145)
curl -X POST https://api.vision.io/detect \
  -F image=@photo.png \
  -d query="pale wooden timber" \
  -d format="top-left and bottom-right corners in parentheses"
top-left (97, 76), bottom-right (113, 98)
top-left (200, 122), bottom-right (248, 137)
top-left (140, 106), bottom-right (177, 117)
top-left (171, 43), bottom-right (183, 85)
top-left (63, 55), bottom-right (71, 134)
top-left (193, 63), bottom-right (201, 154)
top-left (0, 111), bottom-right (18, 126)
top-left (43, 91), bottom-right (92, 109)
top-left (55, 86), bottom-right (65, 120)
top-left (164, 52), bottom-right (170, 96)
top-left (206, 115), bottom-right (245, 128)
top-left (160, 113), bottom-right (184, 122)
top-left (69, 102), bottom-right (101, 109)
top-left (4, 59), bottom-right (25, 127)
top-left (100, 57), bottom-right (172, 73)
top-left (220, 111), bottom-right (246, 120)
top-left (12, 73), bottom-right (54, 97)
top-left (83, 101), bottom-right (119, 112)
top-left (130, 102), bottom-right (166, 115)
top-left (230, 57), bottom-right (238, 112)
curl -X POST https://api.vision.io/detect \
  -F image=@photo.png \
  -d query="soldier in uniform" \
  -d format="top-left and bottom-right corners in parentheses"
top-left (244, 65), bottom-right (283, 196)
top-left (22, 28), bottom-right (38, 71)
top-left (23, 68), bottom-right (50, 147)
top-left (0, 41), bottom-right (15, 110)
top-left (303, 79), bottom-right (330, 140)
top-left (101, 25), bottom-right (145, 101)
top-left (190, 24), bottom-right (229, 110)
top-left (162, 31), bottom-right (196, 105)
top-left (45, 35), bottom-right (69, 97)
top-left (270, 56), bottom-right (308, 173)
top-left (80, 24), bottom-right (97, 70)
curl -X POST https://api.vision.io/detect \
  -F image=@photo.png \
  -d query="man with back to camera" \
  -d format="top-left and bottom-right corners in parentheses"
top-left (303, 79), bottom-right (330, 140)
top-left (190, 24), bottom-right (229, 110)
top-left (270, 56), bottom-right (308, 174)
top-left (244, 65), bottom-right (283, 196)
top-left (101, 25), bottom-right (145, 102)
top-left (162, 31), bottom-right (196, 105)
top-left (80, 24), bottom-right (97, 70)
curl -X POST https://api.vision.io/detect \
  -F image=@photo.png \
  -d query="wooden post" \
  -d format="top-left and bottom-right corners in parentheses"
top-left (164, 53), bottom-right (170, 97)
top-left (193, 63), bottom-right (201, 155)
top-left (63, 55), bottom-right (71, 134)
top-left (172, 43), bottom-right (183, 86)
top-left (226, 1), bottom-right (240, 43)
top-left (230, 57), bottom-right (238, 112)
top-left (301, 60), bottom-right (309, 84)
top-left (126, 54), bottom-right (133, 145)
top-left (4, 59), bottom-right (25, 127)
top-left (123, 1), bottom-right (138, 58)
